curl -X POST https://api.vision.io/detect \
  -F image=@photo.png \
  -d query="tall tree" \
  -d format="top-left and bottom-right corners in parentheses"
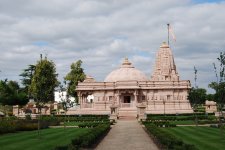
top-left (19, 64), bottom-right (36, 97)
top-left (206, 94), bottom-right (215, 101)
top-left (188, 66), bottom-right (207, 126)
top-left (30, 55), bottom-right (59, 135)
top-left (30, 55), bottom-right (59, 105)
top-left (64, 60), bottom-right (86, 103)
top-left (209, 51), bottom-right (225, 136)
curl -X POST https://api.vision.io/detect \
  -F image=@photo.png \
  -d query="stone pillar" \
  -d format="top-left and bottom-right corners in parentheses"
top-left (137, 103), bottom-right (146, 121)
top-left (134, 90), bottom-right (138, 106)
top-left (110, 104), bottom-right (118, 121)
top-left (115, 93), bottom-right (120, 107)
top-left (81, 95), bottom-right (84, 108)
top-left (13, 105), bottom-right (19, 116)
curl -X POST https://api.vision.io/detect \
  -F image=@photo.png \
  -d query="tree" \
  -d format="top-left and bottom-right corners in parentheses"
top-left (206, 94), bottom-right (215, 101)
top-left (188, 66), bottom-right (207, 126)
top-left (209, 51), bottom-right (225, 136)
top-left (19, 64), bottom-right (36, 97)
top-left (0, 79), bottom-right (28, 115)
top-left (58, 81), bottom-right (75, 130)
top-left (30, 55), bottom-right (59, 136)
top-left (64, 60), bottom-right (86, 103)
top-left (188, 88), bottom-right (207, 106)
top-left (30, 55), bottom-right (59, 104)
top-left (209, 52), bottom-right (225, 111)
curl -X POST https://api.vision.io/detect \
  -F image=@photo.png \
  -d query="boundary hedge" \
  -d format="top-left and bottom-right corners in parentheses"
top-left (54, 123), bottom-right (110, 150)
top-left (144, 123), bottom-right (198, 150)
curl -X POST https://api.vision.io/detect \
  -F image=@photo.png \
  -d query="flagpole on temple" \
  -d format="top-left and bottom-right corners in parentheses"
top-left (167, 23), bottom-right (170, 46)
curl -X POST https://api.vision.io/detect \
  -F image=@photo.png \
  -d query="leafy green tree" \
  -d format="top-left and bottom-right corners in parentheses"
top-left (0, 80), bottom-right (28, 115)
top-left (206, 94), bottom-right (215, 101)
top-left (30, 56), bottom-right (59, 105)
top-left (64, 60), bottom-right (86, 103)
top-left (19, 64), bottom-right (36, 97)
top-left (209, 51), bottom-right (225, 136)
top-left (30, 55), bottom-right (59, 135)
top-left (188, 88), bottom-right (207, 106)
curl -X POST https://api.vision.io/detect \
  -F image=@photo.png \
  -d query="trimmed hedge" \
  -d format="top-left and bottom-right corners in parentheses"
top-left (147, 113), bottom-right (215, 117)
top-left (143, 121), bottom-right (176, 127)
top-left (145, 124), bottom-right (198, 150)
top-left (146, 113), bottom-right (216, 121)
top-left (0, 119), bottom-right (59, 134)
top-left (0, 120), bottom-right (16, 134)
top-left (54, 123), bottom-right (110, 150)
top-left (41, 115), bottom-right (110, 123)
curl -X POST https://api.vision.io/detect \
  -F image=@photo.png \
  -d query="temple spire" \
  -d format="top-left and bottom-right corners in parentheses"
top-left (151, 42), bottom-right (179, 81)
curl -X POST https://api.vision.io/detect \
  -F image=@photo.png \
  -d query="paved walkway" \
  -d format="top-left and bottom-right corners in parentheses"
top-left (95, 120), bottom-right (159, 150)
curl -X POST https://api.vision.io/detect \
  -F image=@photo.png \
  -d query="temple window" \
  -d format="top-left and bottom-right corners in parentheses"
top-left (142, 96), bottom-right (146, 101)
top-left (109, 96), bottom-right (113, 101)
top-left (167, 95), bottom-right (170, 100)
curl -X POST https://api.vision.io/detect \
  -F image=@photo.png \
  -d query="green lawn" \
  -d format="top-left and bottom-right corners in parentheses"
top-left (162, 126), bottom-right (225, 150)
top-left (0, 128), bottom-right (91, 150)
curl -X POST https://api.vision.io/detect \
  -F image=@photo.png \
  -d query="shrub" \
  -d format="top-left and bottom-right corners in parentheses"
top-left (57, 123), bottom-right (111, 150)
top-left (0, 119), bottom-right (60, 134)
top-left (145, 124), bottom-right (198, 150)
top-left (143, 121), bottom-right (176, 127)
top-left (0, 120), bottom-right (16, 134)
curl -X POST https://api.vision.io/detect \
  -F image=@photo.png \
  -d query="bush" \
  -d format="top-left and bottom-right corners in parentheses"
top-left (0, 120), bottom-right (16, 134)
top-left (41, 115), bottom-right (110, 123)
top-left (143, 121), bottom-right (176, 127)
top-left (0, 119), bottom-right (60, 134)
top-left (54, 145), bottom-right (70, 150)
top-left (145, 124), bottom-right (198, 150)
top-left (146, 113), bottom-right (216, 122)
top-left (57, 123), bottom-right (110, 150)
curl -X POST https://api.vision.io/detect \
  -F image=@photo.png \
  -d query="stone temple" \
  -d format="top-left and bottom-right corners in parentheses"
top-left (71, 42), bottom-right (193, 118)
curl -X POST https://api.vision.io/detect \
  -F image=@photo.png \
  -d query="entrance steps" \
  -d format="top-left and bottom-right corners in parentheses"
top-left (119, 115), bottom-right (137, 120)
top-left (118, 108), bottom-right (137, 120)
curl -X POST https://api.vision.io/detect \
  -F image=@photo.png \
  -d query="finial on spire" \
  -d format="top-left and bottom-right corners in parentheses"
top-left (123, 57), bottom-right (131, 65)
top-left (167, 23), bottom-right (170, 46)
top-left (160, 42), bottom-right (169, 48)
top-left (121, 57), bottom-right (133, 68)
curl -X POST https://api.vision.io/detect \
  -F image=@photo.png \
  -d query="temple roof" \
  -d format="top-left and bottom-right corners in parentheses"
top-left (151, 42), bottom-right (179, 81)
top-left (104, 58), bottom-right (148, 82)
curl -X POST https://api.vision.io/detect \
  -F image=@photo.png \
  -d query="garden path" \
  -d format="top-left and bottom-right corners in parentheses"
top-left (95, 119), bottom-right (159, 150)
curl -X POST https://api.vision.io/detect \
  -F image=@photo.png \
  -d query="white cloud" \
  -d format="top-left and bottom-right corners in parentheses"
top-left (0, 0), bottom-right (224, 93)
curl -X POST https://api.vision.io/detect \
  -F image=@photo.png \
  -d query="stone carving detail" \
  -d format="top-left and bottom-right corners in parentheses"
top-left (151, 42), bottom-right (179, 81)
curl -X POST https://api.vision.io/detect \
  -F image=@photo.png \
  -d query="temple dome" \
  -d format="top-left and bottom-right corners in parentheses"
top-left (104, 58), bottom-right (148, 82)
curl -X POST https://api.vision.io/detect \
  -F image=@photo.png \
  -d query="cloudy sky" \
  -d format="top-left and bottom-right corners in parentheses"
top-left (0, 0), bottom-right (225, 93)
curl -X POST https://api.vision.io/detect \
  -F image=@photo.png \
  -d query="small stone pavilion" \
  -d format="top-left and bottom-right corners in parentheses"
top-left (71, 42), bottom-right (193, 118)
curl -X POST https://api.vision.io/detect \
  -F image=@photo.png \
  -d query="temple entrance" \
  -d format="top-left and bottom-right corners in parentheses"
top-left (124, 96), bottom-right (131, 103)
top-left (120, 95), bottom-right (133, 108)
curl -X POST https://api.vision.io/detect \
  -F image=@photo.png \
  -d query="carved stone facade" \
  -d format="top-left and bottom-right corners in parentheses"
top-left (71, 42), bottom-right (193, 117)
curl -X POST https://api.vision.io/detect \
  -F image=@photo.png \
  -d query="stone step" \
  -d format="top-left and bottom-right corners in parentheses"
top-left (119, 116), bottom-right (137, 120)
top-left (118, 110), bottom-right (137, 118)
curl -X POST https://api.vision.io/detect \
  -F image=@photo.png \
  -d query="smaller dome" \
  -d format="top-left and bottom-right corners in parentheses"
top-left (104, 58), bottom-right (148, 82)
top-left (84, 75), bottom-right (95, 82)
